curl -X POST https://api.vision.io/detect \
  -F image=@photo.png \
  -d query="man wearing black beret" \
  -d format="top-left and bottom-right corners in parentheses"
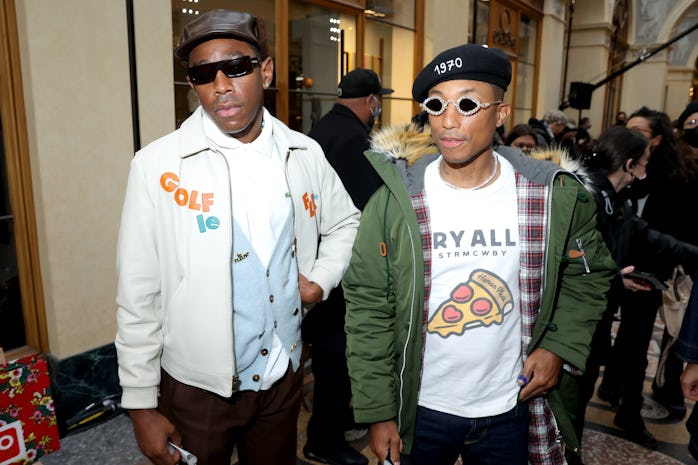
top-left (344, 43), bottom-right (615, 465)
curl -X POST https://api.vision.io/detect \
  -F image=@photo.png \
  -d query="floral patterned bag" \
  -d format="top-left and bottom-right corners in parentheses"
top-left (0, 355), bottom-right (60, 464)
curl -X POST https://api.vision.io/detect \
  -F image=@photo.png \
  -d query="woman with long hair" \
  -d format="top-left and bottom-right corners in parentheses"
top-left (598, 107), bottom-right (698, 432)
top-left (567, 125), bottom-right (698, 450)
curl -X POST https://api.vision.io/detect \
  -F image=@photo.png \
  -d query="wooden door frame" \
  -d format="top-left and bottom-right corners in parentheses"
top-left (0, 0), bottom-right (49, 357)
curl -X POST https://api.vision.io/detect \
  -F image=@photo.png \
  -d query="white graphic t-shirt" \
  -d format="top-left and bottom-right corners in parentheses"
top-left (418, 153), bottom-right (522, 418)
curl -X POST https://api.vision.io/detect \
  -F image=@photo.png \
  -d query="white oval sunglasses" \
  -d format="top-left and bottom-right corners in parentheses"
top-left (420, 95), bottom-right (502, 117)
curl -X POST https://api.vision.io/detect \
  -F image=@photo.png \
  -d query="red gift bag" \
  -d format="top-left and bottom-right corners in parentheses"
top-left (0, 355), bottom-right (60, 464)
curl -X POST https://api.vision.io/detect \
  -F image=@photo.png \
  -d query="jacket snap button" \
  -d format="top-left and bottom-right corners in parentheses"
top-left (293, 308), bottom-right (299, 315)
top-left (290, 343), bottom-right (297, 351)
top-left (269, 294), bottom-right (274, 303)
top-left (261, 349), bottom-right (269, 356)
top-left (252, 374), bottom-right (260, 382)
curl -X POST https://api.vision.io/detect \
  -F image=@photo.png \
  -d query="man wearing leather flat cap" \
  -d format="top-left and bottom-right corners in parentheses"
top-left (301, 68), bottom-right (392, 465)
top-left (115, 9), bottom-right (359, 465)
top-left (344, 43), bottom-right (615, 465)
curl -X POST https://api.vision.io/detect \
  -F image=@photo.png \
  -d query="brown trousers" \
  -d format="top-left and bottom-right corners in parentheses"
top-left (159, 364), bottom-right (302, 465)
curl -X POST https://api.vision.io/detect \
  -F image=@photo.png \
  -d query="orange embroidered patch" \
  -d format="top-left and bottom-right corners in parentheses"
top-left (568, 250), bottom-right (584, 259)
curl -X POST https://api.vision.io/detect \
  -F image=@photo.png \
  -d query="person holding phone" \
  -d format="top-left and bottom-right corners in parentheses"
top-left (566, 125), bottom-right (698, 450)
top-left (609, 106), bottom-right (698, 425)
top-left (115, 9), bottom-right (360, 465)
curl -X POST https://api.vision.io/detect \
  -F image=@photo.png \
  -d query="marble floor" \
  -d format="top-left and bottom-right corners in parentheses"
top-left (38, 314), bottom-right (696, 465)
top-left (36, 389), bottom-right (696, 465)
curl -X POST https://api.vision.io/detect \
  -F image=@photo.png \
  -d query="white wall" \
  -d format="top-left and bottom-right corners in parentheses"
top-left (535, 2), bottom-right (567, 117)
top-left (563, 0), bottom-right (612, 135)
top-left (15, 0), bottom-right (173, 358)
top-left (424, 0), bottom-right (473, 62)
top-left (620, 51), bottom-right (670, 116)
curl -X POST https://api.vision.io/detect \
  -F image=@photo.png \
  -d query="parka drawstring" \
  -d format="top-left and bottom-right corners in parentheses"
top-left (601, 190), bottom-right (613, 215)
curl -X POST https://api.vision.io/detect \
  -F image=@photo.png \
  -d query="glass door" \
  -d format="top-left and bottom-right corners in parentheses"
top-left (289, 2), bottom-right (358, 134)
top-left (364, 0), bottom-right (415, 127)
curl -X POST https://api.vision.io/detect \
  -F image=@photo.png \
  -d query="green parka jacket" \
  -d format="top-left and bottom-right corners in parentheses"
top-left (343, 123), bottom-right (616, 462)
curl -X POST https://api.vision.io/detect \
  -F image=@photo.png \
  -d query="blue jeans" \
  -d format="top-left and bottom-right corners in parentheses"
top-left (410, 403), bottom-right (529, 465)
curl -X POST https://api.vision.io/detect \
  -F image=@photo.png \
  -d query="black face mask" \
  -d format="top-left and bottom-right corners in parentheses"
top-left (684, 127), bottom-right (698, 148)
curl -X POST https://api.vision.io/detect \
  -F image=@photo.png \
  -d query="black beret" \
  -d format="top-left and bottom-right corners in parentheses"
top-left (175, 10), bottom-right (269, 63)
top-left (412, 44), bottom-right (512, 102)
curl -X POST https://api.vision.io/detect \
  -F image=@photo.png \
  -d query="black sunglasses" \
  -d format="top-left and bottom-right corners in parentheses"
top-left (420, 95), bottom-right (502, 117)
top-left (187, 56), bottom-right (261, 85)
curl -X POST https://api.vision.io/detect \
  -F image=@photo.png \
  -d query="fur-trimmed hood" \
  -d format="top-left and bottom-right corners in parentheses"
top-left (558, 150), bottom-right (602, 195)
top-left (558, 150), bottom-right (621, 217)
top-left (369, 123), bottom-right (437, 165)
top-left (366, 123), bottom-right (578, 195)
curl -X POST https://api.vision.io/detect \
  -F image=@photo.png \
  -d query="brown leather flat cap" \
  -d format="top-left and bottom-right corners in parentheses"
top-left (175, 10), bottom-right (269, 63)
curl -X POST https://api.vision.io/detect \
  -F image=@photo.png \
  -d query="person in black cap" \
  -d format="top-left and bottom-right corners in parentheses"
top-left (343, 43), bottom-right (615, 465)
top-left (115, 9), bottom-right (360, 465)
top-left (310, 68), bottom-right (393, 210)
top-left (301, 68), bottom-right (392, 465)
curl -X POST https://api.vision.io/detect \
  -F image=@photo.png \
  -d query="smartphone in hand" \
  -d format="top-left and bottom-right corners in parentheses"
top-left (168, 441), bottom-right (198, 465)
top-left (625, 271), bottom-right (667, 290)
top-left (381, 450), bottom-right (394, 465)
top-left (381, 451), bottom-right (413, 465)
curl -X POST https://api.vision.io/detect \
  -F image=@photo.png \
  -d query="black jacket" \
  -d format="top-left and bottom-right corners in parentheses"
top-left (574, 166), bottom-right (698, 283)
top-left (308, 103), bottom-right (382, 210)
top-left (303, 103), bottom-right (383, 350)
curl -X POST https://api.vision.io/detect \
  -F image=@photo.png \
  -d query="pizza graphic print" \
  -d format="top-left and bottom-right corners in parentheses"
top-left (427, 269), bottom-right (514, 338)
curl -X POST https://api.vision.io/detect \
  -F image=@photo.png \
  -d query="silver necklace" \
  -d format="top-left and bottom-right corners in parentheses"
top-left (438, 154), bottom-right (499, 191)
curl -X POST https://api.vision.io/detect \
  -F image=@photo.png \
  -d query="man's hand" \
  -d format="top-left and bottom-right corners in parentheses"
top-left (298, 273), bottom-right (323, 304)
top-left (370, 420), bottom-right (402, 465)
top-left (681, 363), bottom-right (698, 401)
top-left (129, 408), bottom-right (181, 465)
top-left (518, 348), bottom-right (563, 401)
